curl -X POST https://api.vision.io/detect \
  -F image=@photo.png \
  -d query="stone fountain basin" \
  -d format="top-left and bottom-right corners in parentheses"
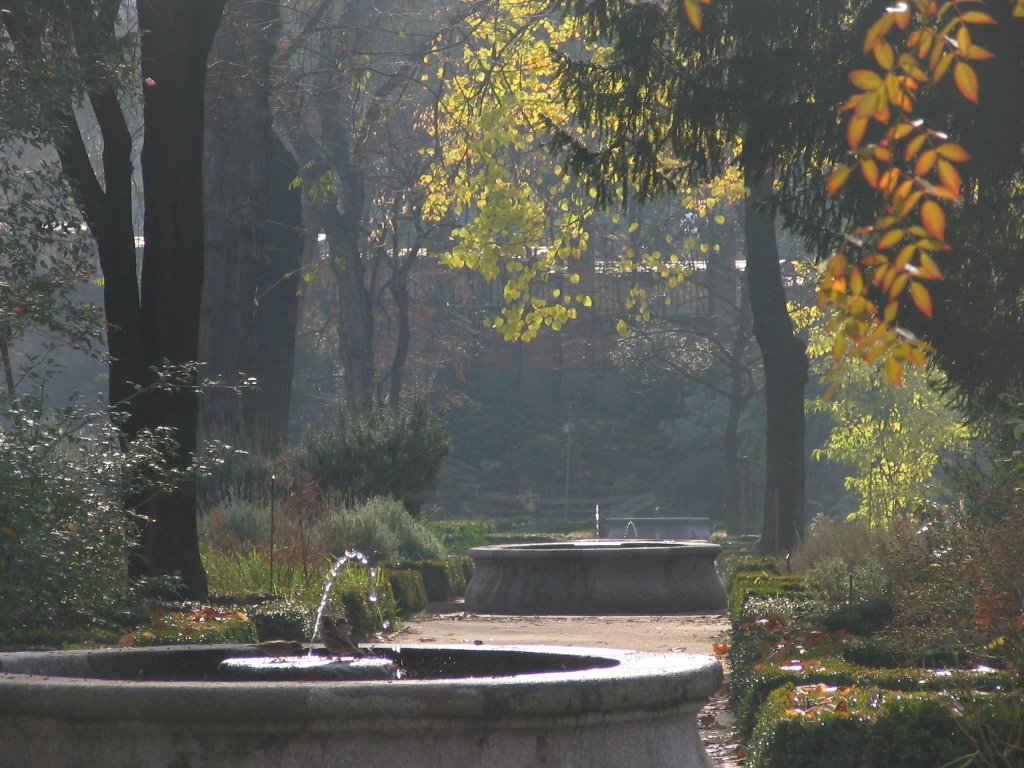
top-left (465, 539), bottom-right (728, 615)
top-left (0, 643), bottom-right (721, 768)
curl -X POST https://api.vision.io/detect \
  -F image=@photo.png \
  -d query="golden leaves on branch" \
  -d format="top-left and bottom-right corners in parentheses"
top-left (820, 0), bottom-right (991, 386)
top-left (683, 0), bottom-right (712, 30)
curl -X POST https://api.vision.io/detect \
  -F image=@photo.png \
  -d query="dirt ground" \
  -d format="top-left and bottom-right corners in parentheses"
top-left (387, 603), bottom-right (730, 653)
top-left (385, 604), bottom-right (743, 767)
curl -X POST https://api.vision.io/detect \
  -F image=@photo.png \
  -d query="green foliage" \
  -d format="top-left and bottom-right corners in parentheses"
top-left (131, 606), bottom-right (258, 646)
top-left (337, 576), bottom-right (398, 639)
top-left (734, 653), bottom-right (1014, 740)
top-left (298, 397), bottom-right (448, 516)
top-left (247, 600), bottom-right (308, 642)
top-left (729, 571), bottom-right (810, 625)
top-left (802, 305), bottom-right (974, 526)
top-left (384, 568), bottom-right (428, 617)
top-left (0, 398), bottom-right (153, 643)
top-left (0, 159), bottom-right (103, 383)
top-left (426, 517), bottom-right (493, 555)
top-left (396, 557), bottom-right (473, 602)
top-left (747, 685), bottom-right (1019, 768)
top-left (320, 496), bottom-right (447, 562)
top-left (201, 544), bottom-right (312, 595)
top-left (718, 554), bottom-right (781, 593)
top-left (805, 554), bottom-right (892, 633)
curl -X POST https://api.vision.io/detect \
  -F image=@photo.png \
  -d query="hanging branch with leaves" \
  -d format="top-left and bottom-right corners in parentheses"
top-left (817, 0), bottom-right (1017, 387)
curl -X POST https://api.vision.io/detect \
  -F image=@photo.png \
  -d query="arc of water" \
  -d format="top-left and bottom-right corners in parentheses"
top-left (309, 549), bottom-right (369, 655)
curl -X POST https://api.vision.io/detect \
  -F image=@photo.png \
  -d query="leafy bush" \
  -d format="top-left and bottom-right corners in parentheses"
top-left (747, 685), bottom-right (1020, 768)
top-left (397, 557), bottom-right (472, 602)
top-left (320, 496), bottom-right (446, 561)
top-left (385, 568), bottom-right (428, 617)
top-left (805, 554), bottom-right (893, 634)
top-left (729, 572), bottom-right (810, 624)
top-left (298, 397), bottom-right (448, 516)
top-left (427, 517), bottom-right (493, 554)
top-left (734, 653), bottom-right (1015, 739)
top-left (0, 401), bottom-right (149, 642)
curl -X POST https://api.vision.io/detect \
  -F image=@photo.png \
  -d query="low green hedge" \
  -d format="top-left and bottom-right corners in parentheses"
top-left (338, 579), bottom-right (398, 638)
top-left (249, 601), bottom-right (308, 641)
top-left (748, 685), bottom-right (1021, 768)
top-left (734, 653), bottom-right (1017, 738)
top-left (385, 568), bottom-right (428, 617)
top-left (398, 556), bottom-right (473, 602)
top-left (729, 571), bottom-right (809, 624)
top-left (719, 555), bottom-right (782, 593)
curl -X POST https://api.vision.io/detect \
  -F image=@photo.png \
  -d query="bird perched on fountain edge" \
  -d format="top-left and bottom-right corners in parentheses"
top-left (320, 616), bottom-right (365, 657)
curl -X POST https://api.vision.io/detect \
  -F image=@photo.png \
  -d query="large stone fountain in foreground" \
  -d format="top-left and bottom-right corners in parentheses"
top-left (0, 641), bottom-right (721, 768)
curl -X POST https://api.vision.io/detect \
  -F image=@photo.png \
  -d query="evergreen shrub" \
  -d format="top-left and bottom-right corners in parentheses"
top-left (298, 397), bottom-right (448, 516)
top-left (747, 685), bottom-right (1019, 768)
top-left (385, 568), bottom-right (428, 617)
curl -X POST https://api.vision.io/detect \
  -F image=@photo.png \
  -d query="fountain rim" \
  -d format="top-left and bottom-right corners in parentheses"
top-left (602, 516), bottom-right (712, 523)
top-left (468, 539), bottom-right (723, 557)
top-left (0, 643), bottom-right (722, 723)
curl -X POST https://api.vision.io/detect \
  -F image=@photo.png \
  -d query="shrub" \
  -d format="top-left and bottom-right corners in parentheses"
top-left (729, 572), bottom-right (810, 624)
top-left (734, 653), bottom-right (1015, 739)
top-left (747, 685), bottom-right (1020, 768)
top-left (297, 397), bottom-right (448, 516)
top-left (385, 568), bottom-right (428, 617)
top-left (805, 554), bottom-right (893, 634)
top-left (319, 496), bottom-right (446, 562)
top-left (398, 557), bottom-right (472, 602)
top-left (248, 601), bottom-right (308, 642)
top-left (0, 401), bottom-right (150, 642)
top-left (130, 605), bottom-right (258, 646)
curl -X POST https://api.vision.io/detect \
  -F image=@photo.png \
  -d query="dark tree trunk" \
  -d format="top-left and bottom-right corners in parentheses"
top-left (387, 257), bottom-right (414, 408)
top-left (744, 170), bottom-right (808, 555)
top-left (5, 0), bottom-right (223, 598)
top-left (130, 0), bottom-right (226, 597)
top-left (252, 135), bottom-right (304, 453)
top-left (201, 0), bottom-right (278, 452)
top-left (723, 292), bottom-right (751, 534)
top-left (325, 206), bottom-right (376, 413)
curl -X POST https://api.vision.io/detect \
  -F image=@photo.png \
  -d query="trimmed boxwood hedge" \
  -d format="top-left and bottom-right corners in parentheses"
top-left (385, 568), bottom-right (428, 617)
top-left (747, 685), bottom-right (1022, 768)
top-left (729, 571), bottom-right (809, 623)
top-left (733, 652), bottom-right (1017, 738)
top-left (397, 556), bottom-right (473, 602)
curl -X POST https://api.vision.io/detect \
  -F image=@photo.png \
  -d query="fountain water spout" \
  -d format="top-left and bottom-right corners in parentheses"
top-left (623, 520), bottom-right (638, 538)
top-left (310, 549), bottom-right (369, 654)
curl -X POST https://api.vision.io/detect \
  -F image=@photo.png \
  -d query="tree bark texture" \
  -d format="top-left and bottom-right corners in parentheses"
top-left (744, 170), bottom-right (808, 555)
top-left (4, 0), bottom-right (224, 598)
top-left (253, 135), bottom-right (304, 453)
top-left (201, 0), bottom-right (293, 454)
top-left (129, 0), bottom-right (226, 597)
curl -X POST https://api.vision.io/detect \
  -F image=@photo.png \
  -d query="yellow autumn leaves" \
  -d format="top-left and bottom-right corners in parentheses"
top-left (819, 0), bottom-right (997, 385)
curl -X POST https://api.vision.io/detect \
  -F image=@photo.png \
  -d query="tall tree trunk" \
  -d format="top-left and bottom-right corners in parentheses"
top-left (723, 276), bottom-right (752, 535)
top-left (744, 170), bottom-right (808, 555)
top-left (5, 0), bottom-right (224, 599)
top-left (130, 0), bottom-right (225, 598)
top-left (387, 260), bottom-right (413, 408)
top-left (253, 135), bottom-right (304, 453)
top-left (325, 207), bottom-right (376, 413)
top-left (200, 0), bottom-right (277, 452)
